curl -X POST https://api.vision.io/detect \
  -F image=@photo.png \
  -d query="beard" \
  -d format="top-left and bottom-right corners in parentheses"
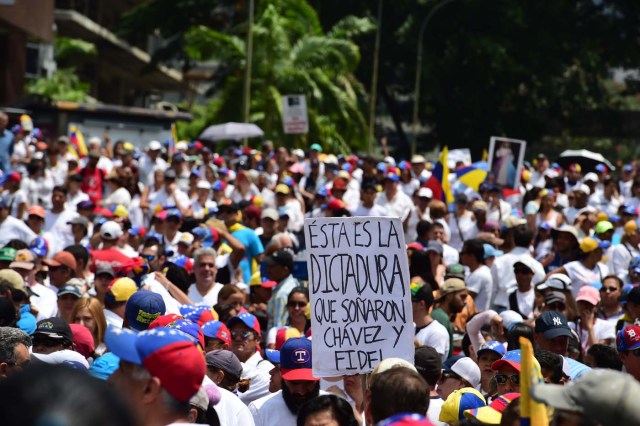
top-left (281, 381), bottom-right (320, 415)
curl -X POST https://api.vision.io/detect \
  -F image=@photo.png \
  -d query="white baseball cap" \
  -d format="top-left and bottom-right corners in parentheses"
top-left (196, 180), bottom-right (211, 190)
top-left (448, 357), bottom-right (481, 388)
top-left (148, 140), bottom-right (162, 151)
top-left (417, 187), bottom-right (433, 198)
top-left (100, 221), bottom-right (123, 240)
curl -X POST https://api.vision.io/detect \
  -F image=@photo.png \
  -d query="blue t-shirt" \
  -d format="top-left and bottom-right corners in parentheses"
top-left (230, 224), bottom-right (264, 282)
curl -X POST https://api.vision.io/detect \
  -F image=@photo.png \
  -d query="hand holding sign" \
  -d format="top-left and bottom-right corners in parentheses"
top-left (304, 217), bottom-right (414, 377)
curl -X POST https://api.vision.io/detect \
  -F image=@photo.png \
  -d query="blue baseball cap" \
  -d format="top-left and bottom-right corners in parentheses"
top-left (280, 337), bottom-right (317, 381)
top-left (88, 352), bottom-right (120, 380)
top-left (166, 208), bottom-right (182, 219)
top-left (29, 236), bottom-right (48, 258)
top-left (265, 349), bottom-right (280, 364)
top-left (227, 313), bottom-right (261, 336)
top-left (476, 340), bottom-right (506, 359)
top-left (483, 244), bottom-right (504, 259)
top-left (491, 350), bottom-right (521, 372)
top-left (105, 326), bottom-right (141, 364)
top-left (383, 172), bottom-right (400, 182)
top-left (535, 311), bottom-right (572, 340)
top-left (125, 290), bottom-right (166, 332)
top-left (167, 318), bottom-right (204, 348)
top-left (201, 320), bottom-right (231, 346)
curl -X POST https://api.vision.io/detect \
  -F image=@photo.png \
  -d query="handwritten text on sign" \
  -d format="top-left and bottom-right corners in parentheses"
top-left (304, 217), bottom-right (414, 377)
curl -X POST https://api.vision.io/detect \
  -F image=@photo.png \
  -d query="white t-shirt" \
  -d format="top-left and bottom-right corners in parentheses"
top-left (249, 390), bottom-right (329, 426)
top-left (187, 282), bottom-right (224, 307)
top-left (571, 318), bottom-right (616, 352)
top-left (103, 187), bottom-right (132, 209)
top-left (513, 288), bottom-right (535, 319)
top-left (350, 204), bottom-right (389, 217)
top-left (238, 351), bottom-right (274, 405)
top-left (43, 209), bottom-right (78, 254)
top-left (448, 212), bottom-right (477, 251)
top-left (375, 190), bottom-right (414, 222)
top-left (466, 265), bottom-right (493, 312)
top-left (3, 189), bottom-right (28, 218)
top-left (563, 261), bottom-right (609, 299)
top-left (428, 396), bottom-right (447, 426)
top-left (0, 216), bottom-right (37, 247)
top-left (215, 386), bottom-right (256, 426)
top-left (30, 282), bottom-right (58, 320)
top-left (415, 320), bottom-right (450, 362)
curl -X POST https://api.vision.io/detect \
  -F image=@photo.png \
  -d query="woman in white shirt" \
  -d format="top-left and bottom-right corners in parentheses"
top-left (448, 194), bottom-right (477, 251)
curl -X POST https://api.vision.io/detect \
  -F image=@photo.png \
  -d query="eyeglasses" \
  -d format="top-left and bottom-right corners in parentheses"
top-left (287, 301), bottom-right (307, 309)
top-left (600, 286), bottom-right (618, 293)
top-left (495, 374), bottom-right (520, 385)
top-left (230, 331), bottom-right (255, 341)
top-left (514, 268), bottom-right (533, 275)
top-left (140, 254), bottom-right (156, 262)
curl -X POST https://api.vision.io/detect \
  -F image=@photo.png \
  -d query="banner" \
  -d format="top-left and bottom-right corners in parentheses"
top-left (304, 217), bottom-right (414, 377)
top-left (282, 95), bottom-right (309, 134)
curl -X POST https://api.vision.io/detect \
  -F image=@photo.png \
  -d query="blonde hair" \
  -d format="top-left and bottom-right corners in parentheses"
top-left (71, 297), bottom-right (107, 346)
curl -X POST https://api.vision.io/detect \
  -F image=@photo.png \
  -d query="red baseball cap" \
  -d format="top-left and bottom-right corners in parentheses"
top-left (42, 251), bottom-right (77, 270)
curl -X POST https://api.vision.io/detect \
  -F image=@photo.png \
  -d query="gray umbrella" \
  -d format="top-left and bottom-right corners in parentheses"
top-left (199, 122), bottom-right (264, 142)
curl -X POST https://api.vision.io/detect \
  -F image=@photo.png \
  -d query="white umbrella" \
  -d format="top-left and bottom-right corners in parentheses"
top-left (199, 122), bottom-right (264, 141)
top-left (558, 149), bottom-right (616, 172)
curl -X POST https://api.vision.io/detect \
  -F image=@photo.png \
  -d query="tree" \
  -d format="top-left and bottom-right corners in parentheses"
top-left (181, 0), bottom-right (374, 153)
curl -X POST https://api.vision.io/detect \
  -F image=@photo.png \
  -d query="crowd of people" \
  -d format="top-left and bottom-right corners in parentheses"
top-left (0, 111), bottom-right (639, 426)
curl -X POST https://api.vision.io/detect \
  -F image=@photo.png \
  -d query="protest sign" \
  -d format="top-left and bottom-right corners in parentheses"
top-left (487, 136), bottom-right (526, 189)
top-left (282, 95), bottom-right (309, 134)
top-left (304, 216), bottom-right (414, 377)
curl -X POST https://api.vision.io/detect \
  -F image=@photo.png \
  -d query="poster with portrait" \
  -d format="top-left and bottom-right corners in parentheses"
top-left (487, 136), bottom-right (527, 189)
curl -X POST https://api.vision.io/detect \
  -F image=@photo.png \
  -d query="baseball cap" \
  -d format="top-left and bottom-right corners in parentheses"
top-left (275, 327), bottom-right (302, 350)
top-left (264, 249), bottom-right (294, 270)
top-left (438, 278), bottom-right (466, 298)
top-left (575, 285), bottom-right (600, 306)
top-left (579, 237), bottom-right (610, 253)
top-left (502, 216), bottom-right (527, 229)
top-left (425, 241), bottom-right (443, 254)
top-left (513, 256), bottom-right (538, 273)
top-left (180, 305), bottom-right (218, 325)
top-left (58, 285), bottom-right (82, 298)
top-left (70, 323), bottom-right (95, 358)
top-left (624, 220), bottom-right (638, 236)
top-left (164, 168), bottom-right (177, 179)
top-left (551, 225), bottom-right (579, 241)
top-left (491, 350), bottom-right (522, 372)
top-left (67, 216), bottom-right (89, 228)
top-left (439, 388), bottom-right (486, 424)
top-left (88, 352), bottom-right (120, 380)
top-left (417, 187), bottom-right (433, 198)
top-left (446, 357), bottom-right (481, 388)
top-left (29, 236), bottom-right (48, 258)
top-left (95, 264), bottom-right (115, 279)
top-left (27, 205), bottom-right (46, 219)
top-left (544, 290), bottom-right (567, 307)
top-left (499, 310), bottom-right (524, 331)
top-left (106, 326), bottom-right (205, 402)
top-left (332, 178), bottom-right (347, 191)
top-left (167, 318), bottom-right (205, 348)
top-left (105, 277), bottom-right (137, 303)
top-left (537, 273), bottom-right (572, 292)
top-left (42, 251), bottom-right (77, 271)
top-left (227, 313), bottom-right (261, 336)
top-left (472, 200), bottom-right (488, 212)
top-left (0, 269), bottom-right (30, 297)
top-left (191, 226), bottom-right (220, 248)
top-left (279, 337), bottom-right (318, 381)
top-left (261, 208), bottom-right (279, 221)
top-left (414, 346), bottom-right (441, 380)
top-left (531, 369), bottom-right (640, 426)
top-left (205, 350), bottom-right (242, 378)
top-left (265, 349), bottom-right (280, 364)
top-left (0, 247), bottom-right (17, 262)
top-left (595, 221), bottom-right (614, 234)
top-left (534, 311), bottom-right (572, 340)
top-left (310, 143), bottom-right (322, 152)
top-left (217, 200), bottom-right (240, 213)
top-left (201, 320), bottom-right (231, 346)
top-left (125, 290), bottom-right (166, 331)
top-left (444, 264), bottom-right (465, 280)
top-left (483, 244), bottom-right (504, 259)
top-left (9, 249), bottom-right (36, 270)
top-left (464, 392), bottom-right (520, 425)
top-left (34, 317), bottom-right (73, 342)
top-left (617, 325), bottom-right (640, 352)
top-left (372, 358), bottom-right (418, 376)
top-left (100, 221), bottom-right (123, 240)
top-left (476, 341), bottom-right (507, 359)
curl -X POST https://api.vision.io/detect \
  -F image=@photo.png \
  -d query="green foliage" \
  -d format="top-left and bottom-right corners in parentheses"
top-left (182, 0), bottom-right (374, 153)
top-left (54, 37), bottom-right (97, 61)
top-left (26, 69), bottom-right (90, 102)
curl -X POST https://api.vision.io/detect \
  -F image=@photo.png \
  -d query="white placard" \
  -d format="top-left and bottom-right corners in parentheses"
top-left (304, 216), bottom-right (414, 377)
top-left (487, 136), bottom-right (527, 190)
top-left (282, 95), bottom-right (309, 134)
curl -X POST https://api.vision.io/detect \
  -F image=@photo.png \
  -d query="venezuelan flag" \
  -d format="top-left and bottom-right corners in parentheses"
top-left (69, 125), bottom-right (88, 158)
top-left (456, 163), bottom-right (488, 191)
top-left (520, 337), bottom-right (549, 426)
top-left (169, 123), bottom-right (178, 156)
top-left (424, 146), bottom-right (454, 204)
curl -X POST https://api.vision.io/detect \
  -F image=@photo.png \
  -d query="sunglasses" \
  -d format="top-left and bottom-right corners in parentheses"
top-left (495, 374), bottom-right (520, 385)
top-left (230, 331), bottom-right (255, 341)
top-left (600, 286), bottom-right (618, 293)
top-left (140, 254), bottom-right (156, 262)
top-left (287, 301), bottom-right (307, 309)
top-left (440, 371), bottom-right (463, 382)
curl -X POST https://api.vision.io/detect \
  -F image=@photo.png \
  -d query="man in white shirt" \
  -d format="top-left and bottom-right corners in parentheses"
top-left (350, 182), bottom-right (388, 217)
top-left (228, 313), bottom-right (274, 405)
top-left (43, 186), bottom-right (78, 255)
top-left (0, 197), bottom-right (37, 247)
top-left (375, 171), bottom-right (413, 229)
top-left (148, 168), bottom-right (190, 214)
top-left (249, 337), bottom-right (324, 426)
top-left (412, 283), bottom-right (450, 361)
top-left (460, 239), bottom-right (493, 312)
top-left (188, 247), bottom-right (224, 307)
top-left (138, 140), bottom-right (168, 186)
top-left (491, 221), bottom-right (545, 311)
